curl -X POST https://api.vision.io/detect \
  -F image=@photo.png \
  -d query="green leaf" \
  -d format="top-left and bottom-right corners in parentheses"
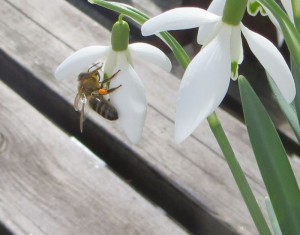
top-left (208, 113), bottom-right (272, 235)
top-left (291, 0), bottom-right (300, 31)
top-left (265, 196), bottom-right (283, 235)
top-left (291, 57), bottom-right (300, 138)
top-left (267, 73), bottom-right (300, 143)
top-left (239, 76), bottom-right (300, 235)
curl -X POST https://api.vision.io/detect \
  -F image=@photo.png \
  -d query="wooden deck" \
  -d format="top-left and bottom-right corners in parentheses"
top-left (1, 0), bottom-right (300, 234)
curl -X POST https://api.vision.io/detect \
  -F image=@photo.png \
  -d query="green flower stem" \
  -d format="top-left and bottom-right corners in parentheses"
top-left (259, 0), bottom-right (300, 67)
top-left (208, 113), bottom-right (272, 235)
top-left (89, 0), bottom-right (190, 69)
top-left (89, 0), bottom-right (146, 24)
top-left (222, 0), bottom-right (247, 25)
top-left (89, 1), bottom-right (271, 233)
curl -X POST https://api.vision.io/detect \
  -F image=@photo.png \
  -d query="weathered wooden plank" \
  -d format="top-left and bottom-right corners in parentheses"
top-left (0, 80), bottom-right (187, 235)
top-left (0, 1), bottom-right (265, 234)
top-left (1, 0), bottom-right (300, 234)
top-left (0, 50), bottom-right (230, 235)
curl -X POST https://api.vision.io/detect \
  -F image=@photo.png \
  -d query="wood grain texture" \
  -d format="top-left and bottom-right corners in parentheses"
top-left (1, 0), bottom-right (300, 234)
top-left (0, 81), bottom-right (187, 235)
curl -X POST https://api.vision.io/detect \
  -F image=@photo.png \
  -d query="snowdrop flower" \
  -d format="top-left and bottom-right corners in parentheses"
top-left (248, 0), bottom-right (293, 20)
top-left (247, 0), bottom-right (267, 16)
top-left (247, 0), bottom-right (294, 46)
top-left (142, 0), bottom-right (295, 143)
top-left (55, 16), bottom-right (171, 143)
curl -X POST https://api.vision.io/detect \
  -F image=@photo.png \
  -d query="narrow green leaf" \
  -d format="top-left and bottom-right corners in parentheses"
top-left (265, 196), bottom-right (283, 235)
top-left (239, 76), bottom-right (300, 235)
top-left (291, 0), bottom-right (300, 31)
top-left (208, 113), bottom-right (272, 235)
top-left (267, 73), bottom-right (300, 142)
top-left (291, 57), bottom-right (300, 137)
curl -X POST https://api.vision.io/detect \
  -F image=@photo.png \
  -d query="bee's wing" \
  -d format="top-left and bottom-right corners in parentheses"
top-left (74, 92), bottom-right (86, 111)
top-left (74, 93), bottom-right (89, 132)
top-left (79, 100), bottom-right (92, 132)
top-left (80, 102), bottom-right (86, 133)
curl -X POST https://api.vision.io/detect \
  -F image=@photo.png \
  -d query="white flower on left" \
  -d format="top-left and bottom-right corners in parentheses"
top-left (55, 43), bottom-right (171, 144)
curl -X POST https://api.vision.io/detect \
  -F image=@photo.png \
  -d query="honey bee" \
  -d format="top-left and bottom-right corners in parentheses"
top-left (74, 63), bottom-right (121, 132)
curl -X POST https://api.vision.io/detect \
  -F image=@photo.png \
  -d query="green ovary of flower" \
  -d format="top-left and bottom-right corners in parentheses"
top-left (111, 15), bottom-right (130, 51)
top-left (222, 0), bottom-right (247, 25)
top-left (231, 61), bottom-right (238, 80)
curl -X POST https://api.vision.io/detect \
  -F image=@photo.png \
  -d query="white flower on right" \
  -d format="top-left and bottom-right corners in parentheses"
top-left (142, 1), bottom-right (295, 143)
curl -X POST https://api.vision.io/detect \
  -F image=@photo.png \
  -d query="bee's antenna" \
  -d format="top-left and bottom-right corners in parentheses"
top-left (88, 62), bottom-right (103, 73)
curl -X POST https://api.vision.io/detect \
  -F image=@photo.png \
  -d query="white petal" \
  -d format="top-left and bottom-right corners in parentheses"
top-left (207, 0), bottom-right (226, 15)
top-left (129, 43), bottom-right (172, 72)
top-left (276, 30), bottom-right (285, 47)
top-left (55, 46), bottom-right (110, 80)
top-left (109, 53), bottom-right (147, 144)
top-left (197, 20), bottom-right (222, 45)
top-left (141, 7), bottom-right (219, 36)
top-left (175, 25), bottom-right (232, 143)
top-left (241, 24), bottom-right (295, 103)
top-left (230, 25), bottom-right (243, 64)
top-left (197, 0), bottom-right (223, 46)
top-left (104, 49), bottom-right (118, 76)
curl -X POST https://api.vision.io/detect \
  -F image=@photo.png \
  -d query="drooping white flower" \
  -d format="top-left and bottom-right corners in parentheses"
top-left (55, 19), bottom-right (171, 143)
top-left (247, 0), bottom-right (267, 16)
top-left (247, 0), bottom-right (294, 46)
top-left (248, 0), bottom-right (293, 20)
top-left (142, 1), bottom-right (295, 143)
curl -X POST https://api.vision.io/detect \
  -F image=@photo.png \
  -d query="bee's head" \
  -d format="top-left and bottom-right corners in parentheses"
top-left (78, 72), bottom-right (91, 81)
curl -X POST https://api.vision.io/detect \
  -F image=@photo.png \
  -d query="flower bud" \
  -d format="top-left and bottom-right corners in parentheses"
top-left (111, 16), bottom-right (130, 51)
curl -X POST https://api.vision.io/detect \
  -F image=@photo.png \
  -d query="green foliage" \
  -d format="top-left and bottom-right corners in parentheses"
top-left (267, 73), bottom-right (300, 142)
top-left (239, 76), bottom-right (300, 235)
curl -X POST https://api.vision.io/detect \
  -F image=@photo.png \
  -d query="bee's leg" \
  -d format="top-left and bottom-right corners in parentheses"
top-left (106, 84), bottom-right (122, 94)
top-left (107, 70), bottom-right (121, 81)
top-left (95, 85), bottom-right (122, 102)
top-left (90, 91), bottom-right (100, 99)
top-left (101, 70), bottom-right (121, 88)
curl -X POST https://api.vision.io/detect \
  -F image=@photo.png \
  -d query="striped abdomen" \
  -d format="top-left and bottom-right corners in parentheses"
top-left (89, 97), bottom-right (118, 120)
